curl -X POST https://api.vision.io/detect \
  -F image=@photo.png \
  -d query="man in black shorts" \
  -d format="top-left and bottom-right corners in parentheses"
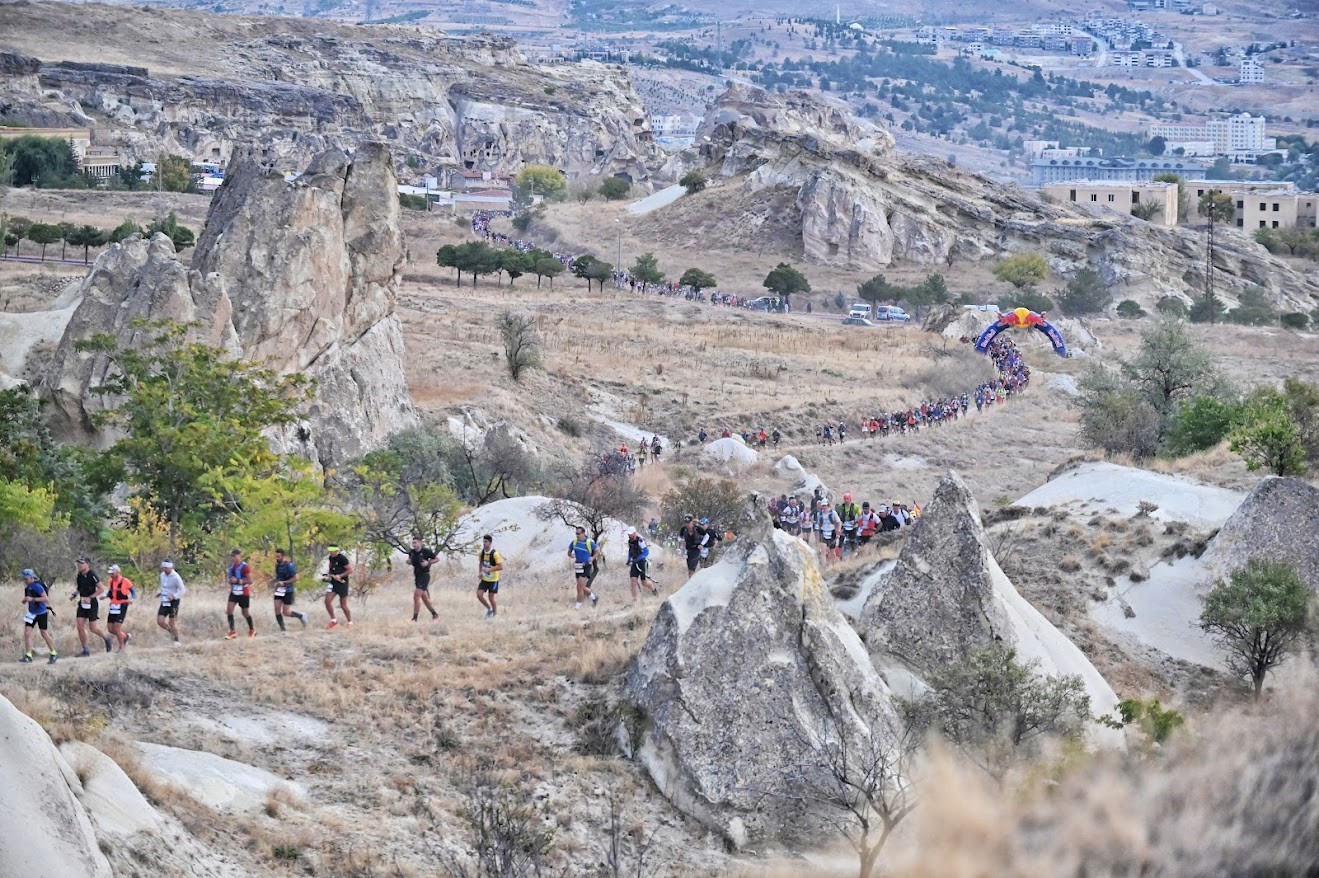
top-left (157, 560), bottom-right (185, 647)
top-left (71, 557), bottom-right (112, 656)
top-left (681, 515), bottom-right (702, 579)
top-left (324, 545), bottom-right (353, 629)
top-left (20, 569), bottom-right (58, 664)
top-left (408, 537), bottom-right (440, 623)
top-left (104, 564), bottom-right (134, 650)
top-left (477, 535), bottom-right (504, 618)
top-left (225, 548), bottom-right (255, 640)
top-left (272, 549), bottom-right (307, 632)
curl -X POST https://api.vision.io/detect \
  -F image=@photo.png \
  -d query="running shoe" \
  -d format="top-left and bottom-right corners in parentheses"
top-left (103, 636), bottom-right (113, 653)
top-left (484, 609), bottom-right (494, 619)
top-left (591, 593), bottom-right (599, 607)
top-left (299, 614), bottom-right (308, 629)
top-left (574, 602), bottom-right (582, 610)
top-left (48, 653), bottom-right (58, 664)
top-left (248, 630), bottom-right (256, 639)
top-left (19, 654), bottom-right (33, 663)
top-left (173, 640), bottom-right (181, 647)
top-left (224, 631), bottom-right (238, 640)
top-left (77, 648), bottom-right (91, 658)
top-left (327, 619), bottom-right (339, 629)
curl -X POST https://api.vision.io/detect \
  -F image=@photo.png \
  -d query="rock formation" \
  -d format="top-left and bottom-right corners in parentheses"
top-left (621, 526), bottom-right (901, 850)
top-left (39, 142), bottom-right (417, 466)
top-left (1202, 476), bottom-right (1319, 591)
top-left (0, 4), bottom-right (661, 182)
top-left (694, 85), bottom-right (1319, 312)
top-left (0, 695), bottom-right (113, 878)
top-left (859, 471), bottom-right (1121, 744)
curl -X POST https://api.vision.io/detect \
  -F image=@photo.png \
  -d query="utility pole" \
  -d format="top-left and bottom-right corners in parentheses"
top-left (1204, 188), bottom-right (1218, 324)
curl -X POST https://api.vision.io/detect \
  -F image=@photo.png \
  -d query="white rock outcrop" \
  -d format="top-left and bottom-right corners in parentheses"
top-left (622, 527), bottom-right (901, 850)
top-left (39, 142), bottom-right (417, 466)
top-left (0, 696), bottom-right (113, 878)
top-left (860, 471), bottom-right (1122, 746)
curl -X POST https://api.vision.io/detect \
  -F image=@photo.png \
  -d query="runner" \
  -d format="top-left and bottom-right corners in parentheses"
top-left (477, 534), bottom-right (504, 618)
top-left (681, 515), bottom-right (702, 580)
top-left (838, 493), bottom-right (860, 556)
top-left (272, 549), bottom-right (308, 632)
top-left (697, 518), bottom-right (722, 568)
top-left (816, 499), bottom-right (842, 563)
top-left (626, 526), bottom-right (657, 600)
top-left (157, 559), bottom-right (185, 646)
top-left (19, 569), bottom-right (58, 664)
top-left (224, 548), bottom-right (255, 640)
top-left (323, 544), bottom-right (353, 629)
top-left (71, 556), bottom-right (112, 656)
top-left (407, 537), bottom-right (440, 623)
top-left (567, 526), bottom-right (600, 609)
top-left (104, 564), bottom-right (134, 651)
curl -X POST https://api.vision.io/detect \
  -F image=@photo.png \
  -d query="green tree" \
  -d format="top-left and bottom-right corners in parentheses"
top-left (145, 212), bottom-right (196, 251)
top-left (499, 250), bottom-right (532, 287)
top-left (514, 165), bottom-right (568, 203)
top-left (1164, 395), bottom-right (1243, 457)
top-left (763, 262), bottom-right (810, 305)
top-left (1280, 312), bottom-right (1310, 330)
top-left (225, 460), bottom-right (355, 563)
top-left (1279, 377), bottom-right (1319, 465)
top-left (1122, 319), bottom-right (1219, 432)
top-left (898, 641), bottom-right (1091, 778)
top-left (108, 218), bottom-right (142, 243)
top-left (599, 177), bottom-right (631, 200)
top-left (2, 135), bottom-right (78, 187)
top-left (992, 253), bottom-right (1048, 290)
top-left (26, 222), bottom-right (63, 261)
top-left (341, 446), bottom-right (469, 557)
top-left (630, 252), bottom-right (664, 288)
top-left (117, 161), bottom-right (145, 191)
top-left (1200, 560), bottom-right (1310, 699)
top-left (1188, 288), bottom-right (1229, 324)
top-left (572, 255), bottom-right (613, 292)
top-left (1226, 287), bottom-right (1278, 326)
top-left (1229, 399), bottom-right (1306, 477)
top-left (1115, 299), bottom-right (1146, 319)
top-left (497, 310), bottom-right (542, 381)
top-left (77, 320), bottom-right (309, 556)
top-left (1077, 370), bottom-right (1163, 459)
top-left (857, 272), bottom-right (900, 305)
top-left (678, 170), bottom-right (708, 194)
top-left (679, 267), bottom-right (717, 294)
top-left (1153, 172), bottom-right (1188, 222)
top-left (528, 249), bottom-right (563, 289)
top-left (56, 221), bottom-right (74, 261)
top-left (1197, 189), bottom-right (1236, 224)
top-left (1055, 266), bottom-right (1111, 316)
top-left (0, 386), bottom-right (104, 534)
top-left (1146, 135), bottom-right (1166, 155)
top-left (157, 155), bottom-right (195, 193)
top-left (999, 288), bottom-right (1055, 314)
top-left (436, 243), bottom-right (464, 285)
top-left (1155, 297), bottom-right (1187, 318)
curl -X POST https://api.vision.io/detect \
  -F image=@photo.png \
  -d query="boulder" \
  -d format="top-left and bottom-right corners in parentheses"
top-left (0, 695), bottom-right (112, 878)
top-left (133, 742), bottom-right (305, 814)
top-left (1202, 477), bottom-right (1319, 591)
top-left (859, 472), bottom-right (1121, 746)
top-left (621, 527), bottom-right (901, 850)
top-left (39, 143), bottom-right (417, 466)
top-left (702, 436), bottom-right (758, 465)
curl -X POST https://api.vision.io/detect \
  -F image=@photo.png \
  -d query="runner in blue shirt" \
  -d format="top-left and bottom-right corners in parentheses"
top-left (567, 526), bottom-right (600, 610)
top-left (20, 569), bottom-right (58, 664)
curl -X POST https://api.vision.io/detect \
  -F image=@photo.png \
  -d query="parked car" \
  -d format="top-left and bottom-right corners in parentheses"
top-left (873, 305), bottom-right (911, 323)
top-left (962, 303), bottom-right (1000, 312)
top-left (841, 316), bottom-right (875, 327)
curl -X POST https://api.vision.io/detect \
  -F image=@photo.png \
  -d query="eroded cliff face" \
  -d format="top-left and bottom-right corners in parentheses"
top-left (699, 85), bottom-right (1319, 311)
top-left (0, 3), bottom-right (661, 181)
top-left (39, 143), bottom-right (416, 467)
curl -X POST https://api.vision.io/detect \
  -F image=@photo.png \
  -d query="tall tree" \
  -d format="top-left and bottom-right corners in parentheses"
top-left (77, 320), bottom-right (309, 555)
top-left (679, 267), bottom-right (717, 294)
top-left (992, 253), bottom-right (1048, 290)
top-left (1200, 560), bottom-right (1310, 699)
top-left (630, 252), bottom-right (664, 288)
top-left (763, 262), bottom-right (810, 306)
top-left (1055, 266), bottom-right (1111, 316)
top-left (26, 223), bottom-right (63, 261)
top-left (65, 225), bottom-right (108, 265)
top-left (514, 165), bottom-right (568, 203)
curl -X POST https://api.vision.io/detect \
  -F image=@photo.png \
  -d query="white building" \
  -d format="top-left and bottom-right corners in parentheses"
top-left (1238, 58), bottom-right (1264, 83)
top-left (1148, 113), bottom-right (1276, 157)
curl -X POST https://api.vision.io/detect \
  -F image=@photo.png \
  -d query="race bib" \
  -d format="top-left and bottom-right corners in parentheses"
top-left (80, 599), bottom-right (91, 609)
top-left (325, 582), bottom-right (335, 592)
top-left (699, 547), bottom-right (710, 558)
top-left (160, 597), bottom-right (172, 607)
top-left (574, 563), bottom-right (585, 575)
top-left (274, 587), bottom-right (286, 597)
top-left (230, 583), bottom-right (245, 596)
top-left (109, 602), bottom-right (124, 611)
top-left (23, 612), bottom-right (35, 624)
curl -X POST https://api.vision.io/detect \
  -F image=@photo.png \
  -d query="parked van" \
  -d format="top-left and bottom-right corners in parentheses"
top-left (873, 305), bottom-right (911, 323)
top-left (849, 302), bottom-right (872, 319)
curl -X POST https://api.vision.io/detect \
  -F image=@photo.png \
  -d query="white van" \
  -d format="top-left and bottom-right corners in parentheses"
top-left (849, 302), bottom-right (872, 319)
top-left (874, 305), bottom-right (911, 323)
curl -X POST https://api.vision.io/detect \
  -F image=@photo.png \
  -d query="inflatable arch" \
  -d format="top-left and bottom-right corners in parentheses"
top-left (973, 308), bottom-right (1069, 358)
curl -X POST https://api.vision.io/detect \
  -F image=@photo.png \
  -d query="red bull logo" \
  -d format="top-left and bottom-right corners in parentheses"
top-left (997, 307), bottom-right (1048, 329)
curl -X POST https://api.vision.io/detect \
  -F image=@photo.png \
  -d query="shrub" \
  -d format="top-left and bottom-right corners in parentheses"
top-left (1116, 299), bottom-right (1146, 319)
top-left (496, 311), bottom-right (542, 381)
top-left (1155, 297), bottom-right (1188, 318)
top-left (1280, 312), bottom-right (1310, 330)
top-left (1164, 395), bottom-right (1243, 457)
top-left (398, 193), bottom-right (428, 211)
top-left (678, 170), bottom-right (708, 194)
top-left (1055, 267), bottom-right (1111, 316)
top-left (599, 176), bottom-right (631, 200)
top-left (1225, 287), bottom-right (1278, 327)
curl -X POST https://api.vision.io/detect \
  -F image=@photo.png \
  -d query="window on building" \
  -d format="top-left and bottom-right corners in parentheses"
top-left (1237, 219), bottom-right (1244, 227)
top-left (1273, 221), bottom-right (1279, 228)
top-left (1260, 220), bottom-right (1267, 228)
top-left (1090, 194), bottom-right (1098, 201)
top-left (1236, 200), bottom-right (1244, 209)
top-left (1107, 194), bottom-right (1116, 202)
top-left (1259, 203), bottom-right (1266, 211)
top-left (1069, 189), bottom-right (1076, 201)
top-left (1132, 192), bottom-right (1141, 203)
top-left (1272, 203), bottom-right (1280, 212)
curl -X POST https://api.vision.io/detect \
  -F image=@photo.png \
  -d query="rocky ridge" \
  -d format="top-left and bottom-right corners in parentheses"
top-left (0, 2), bottom-right (660, 181)
top-left (696, 85), bottom-right (1319, 312)
top-left (38, 142), bottom-right (417, 466)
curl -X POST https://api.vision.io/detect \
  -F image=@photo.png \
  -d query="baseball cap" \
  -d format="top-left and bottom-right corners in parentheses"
top-left (699, 517), bottom-right (710, 526)
top-left (161, 560), bottom-right (174, 569)
top-left (684, 514), bottom-right (693, 521)
top-left (626, 526), bottom-right (637, 536)
top-left (230, 548), bottom-right (242, 556)
top-left (327, 544), bottom-right (340, 552)
top-left (108, 564), bottom-right (121, 574)
top-left (76, 556), bottom-right (90, 564)
top-left (21, 568), bottom-right (35, 578)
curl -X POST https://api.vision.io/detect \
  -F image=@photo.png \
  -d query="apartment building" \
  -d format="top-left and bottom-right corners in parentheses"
top-left (1031, 157), bottom-right (1206, 185)
top-left (1238, 58), bottom-right (1265, 83)
top-left (1148, 113), bottom-right (1276, 157)
top-left (1042, 180), bottom-right (1179, 226)
top-left (1191, 183), bottom-right (1318, 230)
